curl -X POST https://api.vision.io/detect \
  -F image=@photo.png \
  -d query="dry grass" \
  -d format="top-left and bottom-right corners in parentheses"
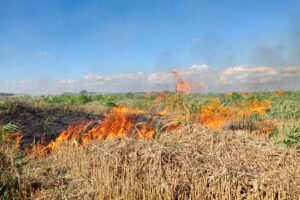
top-left (30, 100), bottom-right (109, 115)
top-left (76, 101), bottom-right (110, 114)
top-left (18, 125), bottom-right (299, 200)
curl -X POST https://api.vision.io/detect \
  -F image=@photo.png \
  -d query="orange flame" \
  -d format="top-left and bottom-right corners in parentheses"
top-left (195, 98), bottom-right (272, 130)
top-left (4, 129), bottom-right (23, 148)
top-left (12, 69), bottom-right (277, 155)
top-left (25, 93), bottom-right (274, 155)
top-left (274, 90), bottom-right (288, 97)
top-left (172, 70), bottom-right (192, 94)
top-left (34, 106), bottom-right (181, 154)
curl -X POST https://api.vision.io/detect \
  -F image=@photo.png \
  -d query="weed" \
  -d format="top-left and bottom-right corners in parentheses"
top-left (153, 117), bottom-right (186, 140)
top-left (0, 123), bottom-right (19, 141)
top-left (0, 168), bottom-right (31, 200)
top-left (43, 116), bottom-right (57, 136)
top-left (282, 121), bottom-right (300, 148)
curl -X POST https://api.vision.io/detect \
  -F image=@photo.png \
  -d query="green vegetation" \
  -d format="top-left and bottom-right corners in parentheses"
top-left (42, 94), bottom-right (92, 105)
top-left (282, 121), bottom-right (300, 148)
top-left (12, 91), bottom-right (300, 147)
top-left (2, 91), bottom-right (300, 148)
top-left (0, 123), bottom-right (19, 141)
top-left (0, 169), bottom-right (23, 200)
top-left (40, 94), bottom-right (119, 107)
top-left (0, 91), bottom-right (299, 199)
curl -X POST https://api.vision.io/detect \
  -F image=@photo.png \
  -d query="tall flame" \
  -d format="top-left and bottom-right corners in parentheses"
top-left (172, 70), bottom-right (192, 94)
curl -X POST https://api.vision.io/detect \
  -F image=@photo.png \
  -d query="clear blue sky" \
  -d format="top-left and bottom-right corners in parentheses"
top-left (1, 0), bottom-right (300, 83)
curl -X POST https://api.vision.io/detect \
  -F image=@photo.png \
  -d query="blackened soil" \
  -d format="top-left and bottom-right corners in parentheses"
top-left (0, 101), bottom-right (105, 147)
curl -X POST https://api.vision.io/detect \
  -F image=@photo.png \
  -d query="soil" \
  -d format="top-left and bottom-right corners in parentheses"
top-left (0, 101), bottom-right (105, 147)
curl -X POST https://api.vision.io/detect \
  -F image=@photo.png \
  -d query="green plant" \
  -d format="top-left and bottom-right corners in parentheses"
top-left (0, 123), bottom-right (19, 141)
top-left (189, 98), bottom-right (213, 114)
top-left (132, 117), bottom-right (187, 140)
top-left (282, 121), bottom-right (300, 148)
top-left (43, 116), bottom-right (57, 136)
top-left (131, 100), bottom-right (149, 110)
top-left (92, 94), bottom-right (118, 107)
top-left (77, 94), bottom-right (92, 104)
top-left (42, 94), bottom-right (92, 105)
top-left (0, 168), bottom-right (31, 200)
top-left (153, 117), bottom-right (186, 140)
top-left (100, 96), bottom-right (117, 107)
top-left (125, 92), bottom-right (134, 98)
top-left (0, 100), bottom-right (8, 117)
top-left (94, 94), bottom-right (105, 101)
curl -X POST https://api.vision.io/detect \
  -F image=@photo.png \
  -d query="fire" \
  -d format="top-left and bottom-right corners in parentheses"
top-left (11, 93), bottom-right (25, 98)
top-left (274, 90), bottom-right (288, 97)
top-left (195, 98), bottom-right (272, 130)
top-left (35, 70), bottom-right (195, 154)
top-left (37, 106), bottom-right (181, 154)
top-left (175, 79), bottom-right (192, 94)
top-left (195, 98), bottom-right (233, 129)
top-left (5, 69), bottom-right (276, 155)
top-left (252, 121), bottom-right (275, 138)
top-left (4, 129), bottom-right (23, 148)
top-left (172, 70), bottom-right (192, 94)
top-left (153, 70), bottom-right (195, 118)
top-left (145, 92), bottom-right (151, 99)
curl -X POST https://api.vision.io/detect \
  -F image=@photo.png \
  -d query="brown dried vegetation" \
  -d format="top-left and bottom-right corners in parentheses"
top-left (18, 125), bottom-right (300, 199)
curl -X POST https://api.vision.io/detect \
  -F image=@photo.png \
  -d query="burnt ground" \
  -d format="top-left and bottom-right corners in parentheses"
top-left (0, 101), bottom-right (105, 147)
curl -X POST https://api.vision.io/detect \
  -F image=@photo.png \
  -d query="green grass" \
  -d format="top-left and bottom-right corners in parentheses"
top-left (0, 150), bottom-right (31, 200)
top-left (282, 120), bottom-right (300, 148)
top-left (1, 91), bottom-right (300, 147)
top-left (0, 169), bottom-right (22, 200)
top-left (0, 123), bottom-right (31, 199)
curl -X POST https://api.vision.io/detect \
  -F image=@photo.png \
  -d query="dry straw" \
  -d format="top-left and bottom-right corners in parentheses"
top-left (26, 125), bottom-right (299, 199)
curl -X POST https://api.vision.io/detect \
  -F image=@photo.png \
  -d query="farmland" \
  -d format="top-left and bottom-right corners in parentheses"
top-left (0, 90), bottom-right (299, 199)
top-left (2, 1), bottom-right (300, 199)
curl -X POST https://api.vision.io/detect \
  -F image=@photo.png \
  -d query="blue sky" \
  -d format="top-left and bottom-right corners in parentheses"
top-left (1, 0), bottom-right (300, 94)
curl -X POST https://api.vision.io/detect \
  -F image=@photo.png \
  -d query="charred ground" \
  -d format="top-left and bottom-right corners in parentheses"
top-left (0, 101), bottom-right (105, 147)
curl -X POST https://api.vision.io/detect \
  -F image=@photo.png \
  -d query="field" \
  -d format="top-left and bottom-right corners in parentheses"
top-left (0, 91), bottom-right (299, 199)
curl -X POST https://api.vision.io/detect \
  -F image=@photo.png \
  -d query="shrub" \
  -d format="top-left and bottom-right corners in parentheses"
top-left (77, 94), bottom-right (92, 104)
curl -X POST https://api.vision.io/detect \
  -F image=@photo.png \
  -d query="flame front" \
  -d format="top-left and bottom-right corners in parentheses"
top-left (14, 70), bottom-right (276, 155)
top-left (38, 107), bottom-right (180, 154)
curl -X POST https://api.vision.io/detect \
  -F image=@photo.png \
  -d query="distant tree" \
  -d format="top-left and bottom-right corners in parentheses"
top-left (0, 93), bottom-right (14, 97)
top-left (79, 90), bottom-right (88, 94)
top-left (125, 92), bottom-right (134, 98)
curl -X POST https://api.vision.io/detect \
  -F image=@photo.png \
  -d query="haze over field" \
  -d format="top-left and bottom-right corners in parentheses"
top-left (2, 65), bottom-right (300, 95)
top-left (1, 0), bottom-right (300, 95)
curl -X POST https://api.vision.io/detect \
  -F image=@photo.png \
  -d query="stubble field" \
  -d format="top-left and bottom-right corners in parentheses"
top-left (0, 91), bottom-right (299, 199)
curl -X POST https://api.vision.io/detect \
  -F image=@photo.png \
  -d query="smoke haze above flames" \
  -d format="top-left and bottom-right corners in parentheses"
top-left (1, 64), bottom-right (300, 96)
